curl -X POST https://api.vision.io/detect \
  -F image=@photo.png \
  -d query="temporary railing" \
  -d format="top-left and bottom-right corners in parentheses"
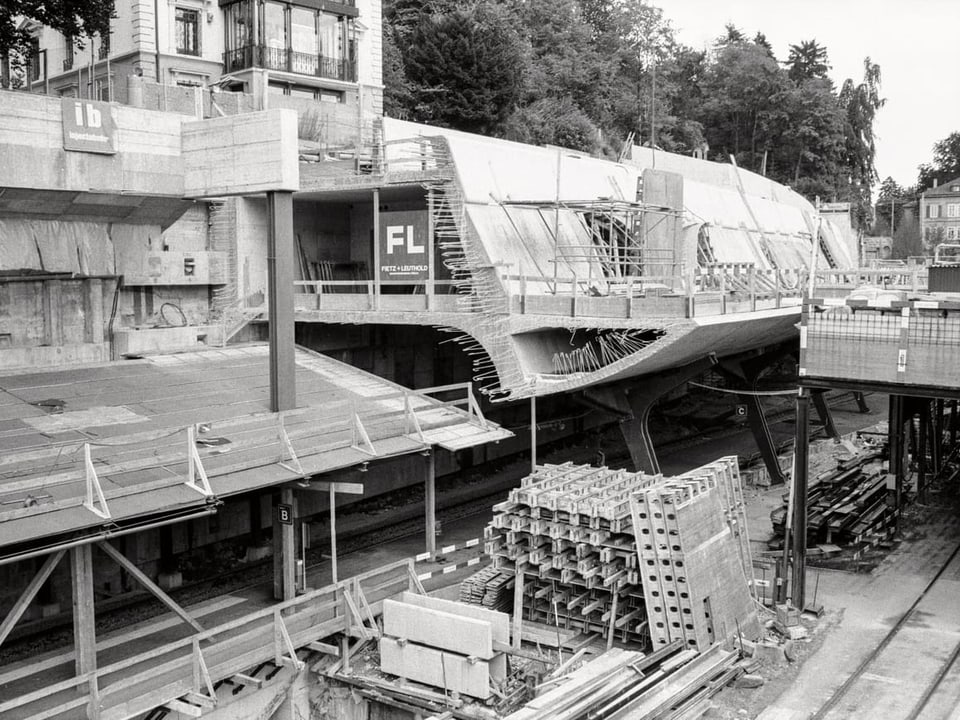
top-left (285, 263), bottom-right (935, 323)
top-left (0, 384), bottom-right (488, 527)
top-left (0, 559), bottom-right (421, 720)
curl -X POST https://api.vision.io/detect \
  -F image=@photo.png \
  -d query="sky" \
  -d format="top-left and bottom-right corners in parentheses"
top-left (659, 0), bottom-right (960, 189)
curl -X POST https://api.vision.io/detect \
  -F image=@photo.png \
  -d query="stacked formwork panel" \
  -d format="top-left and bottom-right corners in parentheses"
top-left (482, 458), bottom-right (759, 651)
top-left (630, 457), bottom-right (760, 651)
top-left (486, 463), bottom-right (662, 644)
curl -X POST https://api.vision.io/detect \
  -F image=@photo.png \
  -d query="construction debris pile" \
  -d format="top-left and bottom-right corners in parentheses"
top-left (770, 451), bottom-right (893, 547)
top-left (480, 457), bottom-right (761, 652)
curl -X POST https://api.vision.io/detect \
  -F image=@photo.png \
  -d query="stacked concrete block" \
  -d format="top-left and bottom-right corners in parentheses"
top-left (379, 592), bottom-right (508, 700)
top-left (630, 456), bottom-right (760, 650)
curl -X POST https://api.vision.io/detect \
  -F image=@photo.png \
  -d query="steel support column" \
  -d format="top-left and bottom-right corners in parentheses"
top-left (272, 488), bottom-right (298, 601)
top-left (267, 190), bottom-right (296, 413)
top-left (619, 356), bottom-right (717, 474)
top-left (790, 390), bottom-right (810, 609)
top-left (425, 450), bottom-right (437, 556)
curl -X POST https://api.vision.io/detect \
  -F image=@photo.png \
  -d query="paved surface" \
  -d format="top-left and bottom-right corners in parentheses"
top-left (757, 508), bottom-right (960, 720)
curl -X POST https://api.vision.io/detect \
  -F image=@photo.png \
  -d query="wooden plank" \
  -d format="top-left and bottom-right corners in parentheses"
top-left (0, 549), bottom-right (65, 648)
top-left (98, 541), bottom-right (204, 633)
top-left (165, 699), bottom-right (203, 717)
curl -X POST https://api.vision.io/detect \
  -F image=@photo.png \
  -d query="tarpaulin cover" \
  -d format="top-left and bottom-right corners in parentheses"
top-left (0, 219), bottom-right (115, 274)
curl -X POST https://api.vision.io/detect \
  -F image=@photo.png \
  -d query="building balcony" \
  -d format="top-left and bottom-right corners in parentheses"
top-left (223, 44), bottom-right (356, 83)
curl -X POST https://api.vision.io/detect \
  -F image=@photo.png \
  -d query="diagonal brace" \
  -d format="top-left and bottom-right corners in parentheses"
top-left (98, 542), bottom-right (204, 633)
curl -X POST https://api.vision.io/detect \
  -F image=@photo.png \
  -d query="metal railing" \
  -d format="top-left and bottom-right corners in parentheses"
top-left (282, 264), bottom-right (934, 322)
top-left (0, 559), bottom-right (419, 720)
top-left (223, 45), bottom-right (356, 82)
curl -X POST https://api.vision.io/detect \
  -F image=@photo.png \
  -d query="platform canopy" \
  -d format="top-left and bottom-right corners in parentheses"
top-left (0, 345), bottom-right (510, 551)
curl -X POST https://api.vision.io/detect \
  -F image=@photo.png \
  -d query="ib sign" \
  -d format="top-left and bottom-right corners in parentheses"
top-left (379, 210), bottom-right (430, 282)
top-left (61, 98), bottom-right (117, 154)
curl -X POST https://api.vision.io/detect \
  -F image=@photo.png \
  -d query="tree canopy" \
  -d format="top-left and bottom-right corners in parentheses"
top-left (382, 1), bottom-right (889, 225)
top-left (0, 1), bottom-right (115, 66)
top-left (917, 132), bottom-right (960, 191)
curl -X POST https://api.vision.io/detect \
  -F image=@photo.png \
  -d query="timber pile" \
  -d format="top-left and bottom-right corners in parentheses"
top-left (459, 565), bottom-right (513, 612)
top-left (771, 451), bottom-right (892, 545)
top-left (482, 457), bottom-right (760, 651)
top-left (504, 642), bottom-right (740, 720)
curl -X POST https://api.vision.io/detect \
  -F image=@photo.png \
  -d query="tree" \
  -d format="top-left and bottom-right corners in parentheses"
top-left (786, 40), bottom-right (830, 83)
top-left (0, 1), bottom-right (115, 68)
top-left (696, 40), bottom-right (790, 171)
top-left (838, 57), bottom-right (885, 228)
top-left (753, 32), bottom-right (773, 58)
top-left (917, 132), bottom-right (960, 191)
top-left (398, 3), bottom-right (524, 135)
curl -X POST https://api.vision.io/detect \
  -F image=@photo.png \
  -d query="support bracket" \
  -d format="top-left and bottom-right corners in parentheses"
top-left (187, 426), bottom-right (214, 497)
top-left (277, 413), bottom-right (304, 474)
top-left (84, 444), bottom-right (111, 519)
top-left (351, 414), bottom-right (378, 456)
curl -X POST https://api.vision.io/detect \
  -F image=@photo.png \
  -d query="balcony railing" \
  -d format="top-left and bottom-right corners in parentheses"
top-left (223, 44), bottom-right (356, 82)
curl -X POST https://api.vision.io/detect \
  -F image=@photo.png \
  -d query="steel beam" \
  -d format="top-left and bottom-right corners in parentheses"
top-left (425, 450), bottom-right (437, 556)
top-left (811, 390), bottom-right (840, 440)
top-left (267, 190), bottom-right (296, 413)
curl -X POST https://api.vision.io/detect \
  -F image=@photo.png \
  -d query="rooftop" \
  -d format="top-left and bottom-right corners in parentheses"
top-left (0, 344), bottom-right (510, 551)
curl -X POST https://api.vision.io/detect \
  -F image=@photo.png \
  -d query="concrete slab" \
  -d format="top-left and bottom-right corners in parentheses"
top-left (382, 598), bottom-right (494, 660)
top-left (379, 636), bottom-right (494, 699)
top-left (399, 591), bottom-right (510, 645)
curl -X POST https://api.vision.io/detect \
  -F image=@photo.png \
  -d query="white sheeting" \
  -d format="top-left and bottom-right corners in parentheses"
top-left (384, 119), bottom-right (854, 279)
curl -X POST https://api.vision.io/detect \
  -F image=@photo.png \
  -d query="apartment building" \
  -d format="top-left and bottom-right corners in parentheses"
top-left (17, 0), bottom-right (383, 112)
top-left (921, 176), bottom-right (960, 246)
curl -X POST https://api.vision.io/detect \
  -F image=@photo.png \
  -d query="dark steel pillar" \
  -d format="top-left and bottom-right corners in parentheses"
top-left (737, 391), bottom-right (787, 485)
top-left (619, 355), bottom-right (717, 475)
top-left (811, 390), bottom-right (840, 440)
top-left (791, 390), bottom-right (810, 609)
top-left (267, 191), bottom-right (296, 412)
top-left (918, 402), bottom-right (928, 504)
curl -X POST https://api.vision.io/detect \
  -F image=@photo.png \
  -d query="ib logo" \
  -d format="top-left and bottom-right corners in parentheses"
top-left (385, 225), bottom-right (424, 255)
top-left (72, 101), bottom-right (104, 129)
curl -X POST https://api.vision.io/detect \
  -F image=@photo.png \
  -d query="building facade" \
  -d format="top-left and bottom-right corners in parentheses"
top-left (920, 176), bottom-right (960, 246)
top-left (15, 0), bottom-right (383, 112)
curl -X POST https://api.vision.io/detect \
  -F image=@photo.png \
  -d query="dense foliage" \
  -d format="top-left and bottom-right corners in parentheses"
top-left (0, 0), bottom-right (115, 67)
top-left (917, 132), bottom-right (960, 191)
top-left (385, 0), bottom-right (885, 227)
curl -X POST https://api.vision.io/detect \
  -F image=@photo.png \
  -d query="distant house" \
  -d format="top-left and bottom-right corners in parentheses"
top-left (921, 177), bottom-right (960, 247)
top-left (5, 1), bottom-right (383, 114)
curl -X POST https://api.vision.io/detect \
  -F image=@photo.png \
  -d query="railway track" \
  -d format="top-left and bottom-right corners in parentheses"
top-left (811, 539), bottom-right (960, 720)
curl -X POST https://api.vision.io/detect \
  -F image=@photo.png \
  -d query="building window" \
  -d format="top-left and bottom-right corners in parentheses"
top-left (28, 37), bottom-right (41, 81)
top-left (949, 227), bottom-right (957, 241)
top-left (176, 7), bottom-right (201, 56)
top-left (63, 34), bottom-right (74, 71)
top-left (98, 32), bottom-right (110, 60)
top-left (928, 204), bottom-right (940, 219)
